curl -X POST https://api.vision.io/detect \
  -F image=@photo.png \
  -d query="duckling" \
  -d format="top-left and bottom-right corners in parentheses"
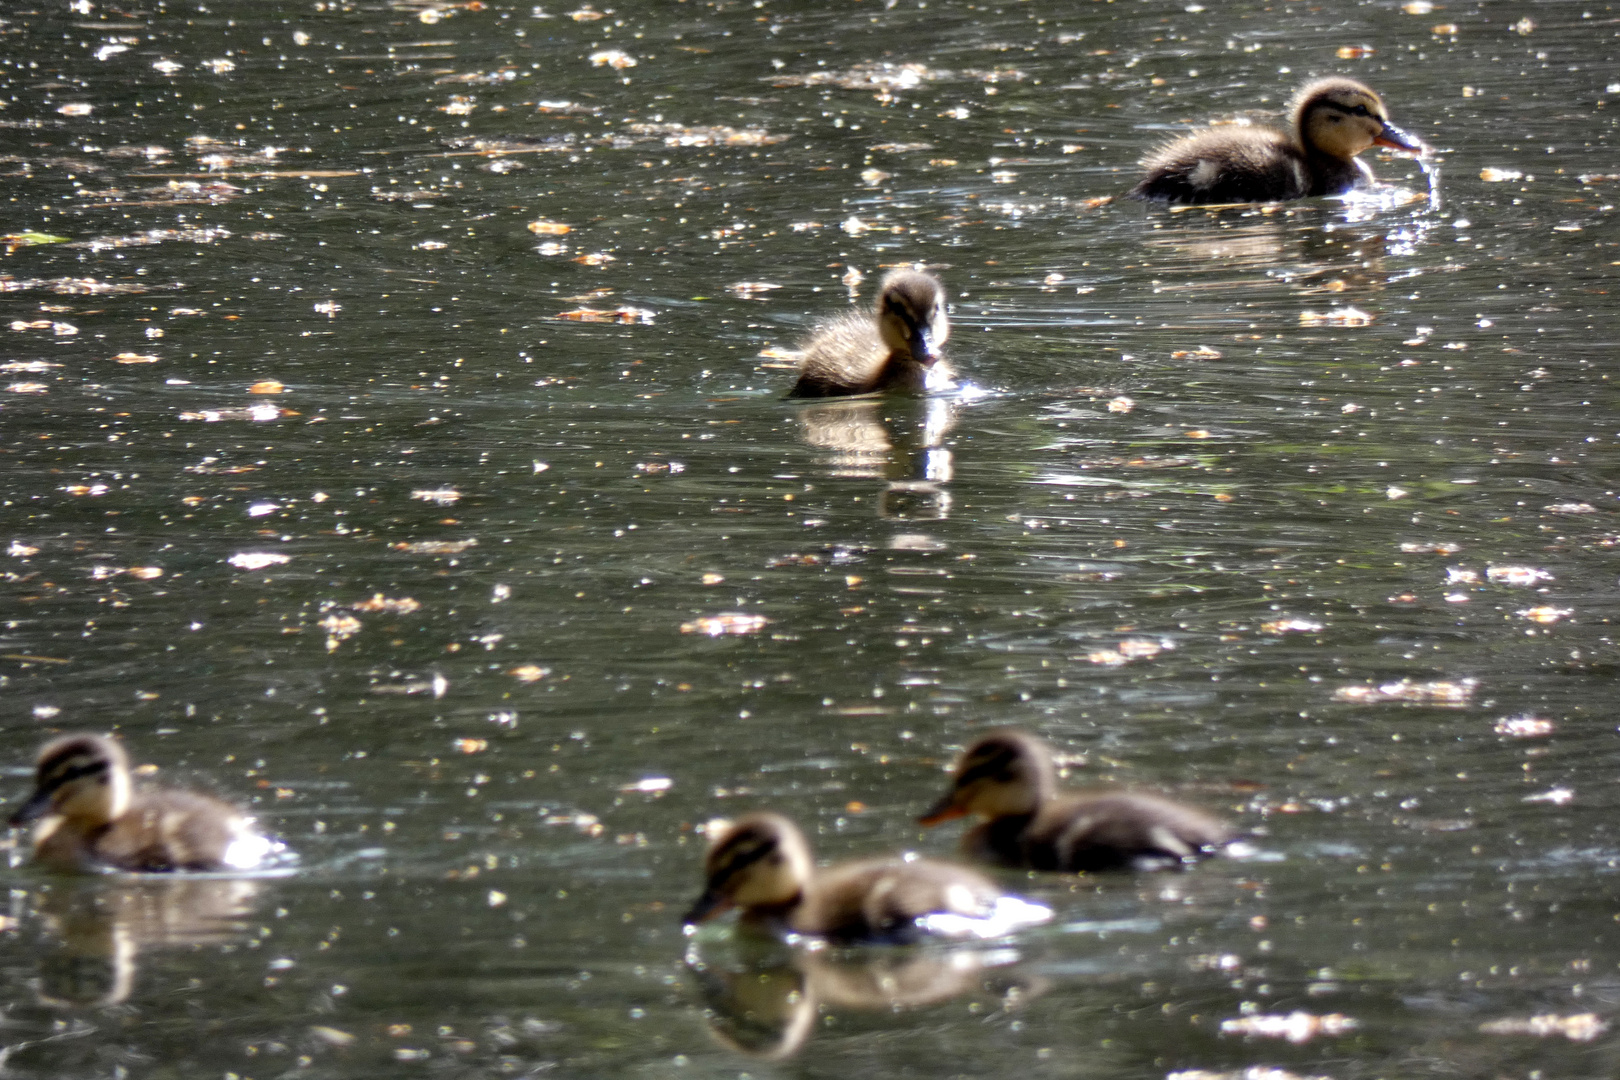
top-left (1128, 77), bottom-right (1425, 204)
top-left (683, 811), bottom-right (1049, 944)
top-left (920, 728), bottom-right (1229, 872)
top-left (9, 734), bottom-right (282, 873)
top-left (787, 269), bottom-right (955, 397)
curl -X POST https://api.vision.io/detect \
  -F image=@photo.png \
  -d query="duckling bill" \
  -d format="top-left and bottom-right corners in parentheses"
top-left (788, 269), bottom-right (955, 397)
top-left (920, 728), bottom-right (1230, 872)
top-left (684, 811), bottom-right (1049, 944)
top-left (1128, 77), bottom-right (1426, 204)
top-left (9, 733), bottom-right (283, 873)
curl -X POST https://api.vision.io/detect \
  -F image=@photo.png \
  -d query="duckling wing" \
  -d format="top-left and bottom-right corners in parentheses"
top-left (788, 312), bottom-right (891, 398)
top-left (1128, 128), bottom-right (1308, 205)
top-left (96, 791), bottom-right (255, 872)
top-left (799, 858), bottom-right (1044, 943)
top-left (1030, 793), bottom-right (1230, 871)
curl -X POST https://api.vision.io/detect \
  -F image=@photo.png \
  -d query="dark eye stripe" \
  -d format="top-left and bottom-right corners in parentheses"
top-left (41, 757), bottom-right (107, 790)
top-left (711, 835), bottom-right (778, 884)
top-left (954, 745), bottom-right (1020, 787)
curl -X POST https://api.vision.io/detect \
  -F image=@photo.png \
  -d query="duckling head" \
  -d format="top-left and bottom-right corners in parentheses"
top-left (684, 813), bottom-right (814, 925)
top-left (919, 728), bottom-right (1057, 825)
top-left (1294, 77), bottom-right (1425, 161)
top-left (874, 269), bottom-right (949, 367)
top-left (9, 734), bottom-right (133, 829)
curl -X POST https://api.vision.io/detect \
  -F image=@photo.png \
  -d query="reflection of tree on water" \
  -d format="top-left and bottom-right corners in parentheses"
top-left (686, 936), bottom-right (1039, 1060)
top-left (795, 394), bottom-right (958, 520)
top-left (28, 877), bottom-right (263, 1007)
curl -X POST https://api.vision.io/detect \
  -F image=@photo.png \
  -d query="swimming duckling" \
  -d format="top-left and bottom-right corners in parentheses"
top-left (9, 733), bottom-right (282, 873)
top-left (920, 728), bottom-right (1229, 872)
top-left (788, 269), bottom-right (954, 397)
top-left (683, 812), bottom-right (1049, 944)
top-left (1128, 77), bottom-right (1425, 204)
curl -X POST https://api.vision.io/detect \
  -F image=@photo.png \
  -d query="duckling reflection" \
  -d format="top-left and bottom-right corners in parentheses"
top-left (1129, 77), bottom-right (1426, 204)
top-left (796, 394), bottom-right (957, 520)
top-left (687, 936), bottom-right (1040, 1060)
top-left (29, 876), bottom-right (263, 1007)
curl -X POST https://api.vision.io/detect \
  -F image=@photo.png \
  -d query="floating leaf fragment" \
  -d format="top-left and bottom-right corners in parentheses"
top-left (58, 103), bottom-right (94, 117)
top-left (1480, 1014), bottom-right (1606, 1041)
top-left (681, 613), bottom-right (770, 636)
top-left (1480, 167), bottom-right (1524, 183)
top-left (1486, 565), bottom-right (1551, 586)
top-left (1400, 541), bottom-right (1461, 554)
top-left (248, 380), bottom-right (285, 395)
top-left (1517, 606), bottom-right (1571, 624)
top-left (1260, 618), bottom-right (1323, 634)
top-left (1171, 346), bottom-right (1222, 359)
top-left (727, 281), bottom-right (781, 299)
top-left (573, 251), bottom-right (616, 266)
top-left (1220, 1012), bottom-right (1358, 1043)
top-left (2, 232), bottom-right (71, 249)
top-left (6, 383), bottom-right (48, 394)
top-left (556, 306), bottom-right (654, 323)
top-left (320, 614), bottom-right (362, 651)
top-left (1336, 45), bottom-right (1375, 59)
top-left (507, 664), bottom-right (550, 683)
top-left (1106, 396), bottom-right (1134, 414)
top-left (352, 594), bottom-right (422, 614)
top-left (1299, 307), bottom-right (1372, 327)
top-left (114, 352), bottom-right (160, 364)
top-left (567, 5), bottom-right (605, 19)
top-left (588, 49), bottom-right (636, 70)
top-left (391, 539), bottom-right (477, 554)
top-left (528, 219), bottom-right (571, 235)
top-left (412, 489), bottom-right (461, 506)
top-left (1494, 716), bottom-right (1553, 737)
top-left (229, 552), bottom-right (291, 570)
top-left (1332, 678), bottom-right (1477, 705)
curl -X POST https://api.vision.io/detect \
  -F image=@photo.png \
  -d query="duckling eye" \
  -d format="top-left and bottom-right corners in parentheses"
top-left (1351, 104), bottom-right (1371, 118)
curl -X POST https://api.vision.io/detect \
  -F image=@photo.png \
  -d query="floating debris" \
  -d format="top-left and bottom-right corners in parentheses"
top-left (180, 405), bottom-right (292, 422)
top-left (1517, 606), bottom-right (1571, 624)
top-left (391, 539), bottom-right (477, 554)
top-left (726, 281), bottom-right (781, 299)
top-left (507, 665), bottom-right (550, 682)
top-left (412, 489), bottom-right (462, 506)
top-left (621, 122), bottom-right (789, 148)
top-left (680, 613), bottom-right (770, 636)
top-left (1171, 346), bottom-right (1222, 359)
top-left (351, 594), bottom-right (422, 614)
top-left (1299, 307), bottom-right (1372, 327)
top-left (1332, 678), bottom-right (1477, 705)
top-left (1220, 1012), bottom-right (1358, 1043)
top-left (528, 219), bottom-right (571, 235)
top-left (229, 552), bottom-right (291, 570)
top-left (1260, 618), bottom-right (1323, 634)
top-left (1480, 1014), bottom-right (1606, 1041)
top-left (555, 306), bottom-right (654, 323)
top-left (588, 49), bottom-right (636, 70)
top-left (1487, 565), bottom-right (1552, 586)
top-left (1494, 716), bottom-right (1554, 737)
top-left (1480, 167), bottom-right (1525, 183)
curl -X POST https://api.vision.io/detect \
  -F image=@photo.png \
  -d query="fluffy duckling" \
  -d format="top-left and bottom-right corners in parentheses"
top-left (787, 269), bottom-right (955, 397)
top-left (9, 734), bottom-right (282, 873)
top-left (920, 728), bottom-right (1230, 872)
top-left (1128, 77), bottom-right (1425, 204)
top-left (683, 812), bottom-right (1049, 944)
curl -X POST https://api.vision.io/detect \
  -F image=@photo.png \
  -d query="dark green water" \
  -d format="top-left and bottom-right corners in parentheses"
top-left (2, 0), bottom-right (1619, 1076)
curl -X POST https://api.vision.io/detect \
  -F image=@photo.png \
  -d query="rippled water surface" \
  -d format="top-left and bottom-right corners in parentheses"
top-left (3, 0), bottom-right (1620, 1076)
